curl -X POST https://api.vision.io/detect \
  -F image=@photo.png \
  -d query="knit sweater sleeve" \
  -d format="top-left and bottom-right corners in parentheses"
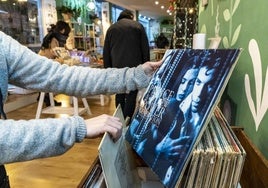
top-left (3, 31), bottom-right (151, 97)
top-left (0, 31), bottom-right (152, 164)
top-left (0, 116), bottom-right (86, 165)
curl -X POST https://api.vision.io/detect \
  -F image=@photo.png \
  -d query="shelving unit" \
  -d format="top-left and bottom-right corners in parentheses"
top-left (84, 23), bottom-right (96, 51)
top-left (71, 22), bottom-right (97, 51)
top-left (160, 24), bottom-right (174, 44)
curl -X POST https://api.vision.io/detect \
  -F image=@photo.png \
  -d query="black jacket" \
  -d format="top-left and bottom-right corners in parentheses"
top-left (103, 18), bottom-right (150, 68)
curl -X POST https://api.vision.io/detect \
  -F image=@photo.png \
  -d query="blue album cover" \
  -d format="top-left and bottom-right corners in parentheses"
top-left (125, 49), bottom-right (241, 188)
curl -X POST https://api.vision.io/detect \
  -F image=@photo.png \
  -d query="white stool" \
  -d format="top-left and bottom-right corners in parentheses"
top-left (36, 92), bottom-right (92, 119)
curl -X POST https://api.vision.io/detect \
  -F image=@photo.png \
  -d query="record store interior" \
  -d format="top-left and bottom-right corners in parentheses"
top-left (0, 0), bottom-right (267, 187)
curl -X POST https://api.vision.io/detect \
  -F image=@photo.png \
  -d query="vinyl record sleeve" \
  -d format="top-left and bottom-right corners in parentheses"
top-left (125, 49), bottom-right (242, 188)
top-left (98, 105), bottom-right (140, 188)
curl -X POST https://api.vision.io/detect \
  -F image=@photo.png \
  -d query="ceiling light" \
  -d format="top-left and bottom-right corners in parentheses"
top-left (155, 1), bottom-right (159, 5)
top-left (161, 6), bottom-right (164, 9)
top-left (87, 1), bottom-right (95, 11)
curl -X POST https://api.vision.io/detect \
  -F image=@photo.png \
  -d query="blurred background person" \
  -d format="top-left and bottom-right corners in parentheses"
top-left (156, 32), bottom-right (169, 49)
top-left (38, 20), bottom-right (71, 106)
top-left (103, 9), bottom-right (150, 120)
top-left (38, 20), bottom-right (70, 61)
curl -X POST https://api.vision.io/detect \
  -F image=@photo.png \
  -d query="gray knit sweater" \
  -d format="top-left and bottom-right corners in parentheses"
top-left (0, 31), bottom-right (150, 164)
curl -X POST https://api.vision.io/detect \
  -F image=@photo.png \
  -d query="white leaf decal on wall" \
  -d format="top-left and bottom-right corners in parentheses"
top-left (245, 39), bottom-right (268, 131)
top-left (222, 36), bottom-right (229, 48)
top-left (223, 9), bottom-right (231, 21)
top-left (232, 0), bottom-right (240, 14)
top-left (231, 24), bottom-right (241, 46)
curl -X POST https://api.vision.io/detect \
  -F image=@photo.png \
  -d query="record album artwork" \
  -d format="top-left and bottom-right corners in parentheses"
top-left (125, 49), bottom-right (242, 188)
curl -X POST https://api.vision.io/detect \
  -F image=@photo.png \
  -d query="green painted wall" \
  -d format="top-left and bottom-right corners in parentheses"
top-left (198, 0), bottom-right (268, 159)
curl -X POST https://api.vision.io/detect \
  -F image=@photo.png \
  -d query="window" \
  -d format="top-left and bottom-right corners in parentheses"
top-left (0, 0), bottom-right (41, 45)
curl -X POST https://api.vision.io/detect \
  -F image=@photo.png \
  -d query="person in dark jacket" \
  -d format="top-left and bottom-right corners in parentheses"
top-left (103, 9), bottom-right (150, 120)
top-left (156, 33), bottom-right (169, 49)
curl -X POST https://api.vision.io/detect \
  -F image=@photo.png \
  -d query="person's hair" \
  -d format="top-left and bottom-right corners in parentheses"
top-left (52, 20), bottom-right (71, 36)
top-left (117, 9), bottom-right (134, 21)
top-left (41, 21), bottom-right (71, 49)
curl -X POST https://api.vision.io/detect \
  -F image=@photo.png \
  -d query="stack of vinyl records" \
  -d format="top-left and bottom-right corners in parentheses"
top-left (80, 107), bottom-right (246, 188)
top-left (180, 107), bottom-right (246, 188)
top-left (80, 161), bottom-right (105, 188)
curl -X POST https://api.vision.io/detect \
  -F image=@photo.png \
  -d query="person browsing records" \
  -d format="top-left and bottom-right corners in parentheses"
top-left (38, 20), bottom-right (71, 106)
top-left (0, 31), bottom-right (162, 187)
top-left (103, 9), bottom-right (150, 120)
top-left (156, 33), bottom-right (169, 49)
top-left (38, 20), bottom-right (71, 62)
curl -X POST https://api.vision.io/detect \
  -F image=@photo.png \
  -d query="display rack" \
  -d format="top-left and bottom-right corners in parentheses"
top-left (72, 22), bottom-right (97, 51)
top-left (160, 24), bottom-right (173, 45)
top-left (84, 23), bottom-right (96, 51)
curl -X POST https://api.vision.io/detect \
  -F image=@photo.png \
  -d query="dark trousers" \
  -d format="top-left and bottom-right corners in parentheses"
top-left (0, 165), bottom-right (10, 188)
top-left (115, 90), bottom-right (138, 119)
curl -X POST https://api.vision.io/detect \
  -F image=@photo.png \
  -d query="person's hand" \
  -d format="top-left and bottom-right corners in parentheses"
top-left (142, 60), bottom-right (163, 76)
top-left (84, 114), bottom-right (123, 141)
top-left (155, 135), bottom-right (190, 159)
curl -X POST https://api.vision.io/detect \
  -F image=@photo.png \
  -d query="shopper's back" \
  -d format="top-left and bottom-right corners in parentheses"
top-left (103, 9), bottom-right (150, 119)
top-left (103, 10), bottom-right (150, 69)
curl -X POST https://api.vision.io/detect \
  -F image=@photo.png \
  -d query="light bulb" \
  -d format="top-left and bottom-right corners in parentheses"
top-left (87, 2), bottom-right (95, 10)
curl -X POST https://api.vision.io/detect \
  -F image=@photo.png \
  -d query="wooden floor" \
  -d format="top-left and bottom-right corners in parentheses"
top-left (5, 94), bottom-right (116, 188)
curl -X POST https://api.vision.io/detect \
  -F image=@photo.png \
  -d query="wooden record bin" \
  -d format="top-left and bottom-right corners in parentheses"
top-left (231, 127), bottom-right (268, 188)
top-left (78, 127), bottom-right (268, 188)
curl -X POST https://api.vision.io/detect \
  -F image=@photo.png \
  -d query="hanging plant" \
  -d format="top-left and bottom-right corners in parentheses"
top-left (60, 0), bottom-right (90, 19)
top-left (57, 5), bottom-right (78, 19)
